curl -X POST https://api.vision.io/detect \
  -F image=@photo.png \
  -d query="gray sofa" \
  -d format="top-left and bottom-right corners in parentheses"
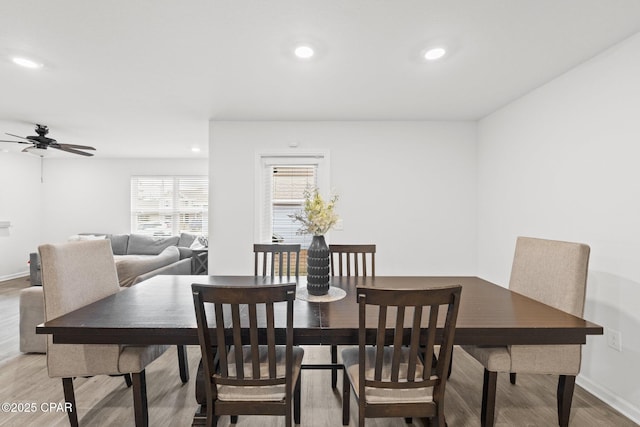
top-left (30, 232), bottom-right (198, 287)
top-left (108, 232), bottom-right (197, 286)
top-left (20, 232), bottom-right (202, 353)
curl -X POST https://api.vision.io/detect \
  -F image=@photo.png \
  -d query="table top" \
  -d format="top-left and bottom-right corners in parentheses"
top-left (37, 275), bottom-right (603, 346)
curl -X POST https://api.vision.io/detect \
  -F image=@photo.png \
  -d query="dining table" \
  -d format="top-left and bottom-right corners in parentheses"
top-left (37, 274), bottom-right (603, 425)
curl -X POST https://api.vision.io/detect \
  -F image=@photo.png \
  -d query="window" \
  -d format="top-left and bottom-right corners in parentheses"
top-left (131, 176), bottom-right (208, 237)
top-left (257, 153), bottom-right (329, 273)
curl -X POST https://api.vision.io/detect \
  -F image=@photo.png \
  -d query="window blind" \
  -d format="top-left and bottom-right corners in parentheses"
top-left (131, 176), bottom-right (208, 236)
top-left (271, 166), bottom-right (316, 245)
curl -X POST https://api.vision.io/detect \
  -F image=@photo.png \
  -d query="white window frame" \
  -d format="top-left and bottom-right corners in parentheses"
top-left (255, 152), bottom-right (330, 244)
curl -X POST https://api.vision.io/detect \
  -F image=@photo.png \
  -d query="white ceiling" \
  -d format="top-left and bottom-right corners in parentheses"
top-left (1, 1), bottom-right (640, 158)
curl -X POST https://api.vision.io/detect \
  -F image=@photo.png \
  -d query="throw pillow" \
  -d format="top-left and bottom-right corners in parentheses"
top-left (190, 238), bottom-right (205, 250)
top-left (109, 234), bottom-right (130, 255)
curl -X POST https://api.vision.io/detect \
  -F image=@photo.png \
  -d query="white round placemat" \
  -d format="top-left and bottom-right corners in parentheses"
top-left (296, 286), bottom-right (347, 302)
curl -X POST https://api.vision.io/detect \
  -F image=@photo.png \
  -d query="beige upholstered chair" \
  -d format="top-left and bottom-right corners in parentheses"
top-left (341, 285), bottom-right (462, 427)
top-left (39, 240), bottom-right (170, 427)
top-left (192, 282), bottom-right (303, 427)
top-left (461, 236), bottom-right (590, 427)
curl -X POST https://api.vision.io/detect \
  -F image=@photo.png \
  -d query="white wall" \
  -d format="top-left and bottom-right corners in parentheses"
top-left (0, 156), bottom-right (206, 280)
top-left (477, 33), bottom-right (640, 422)
top-left (0, 151), bottom-right (42, 279)
top-left (209, 121), bottom-right (477, 276)
top-left (40, 158), bottom-right (208, 244)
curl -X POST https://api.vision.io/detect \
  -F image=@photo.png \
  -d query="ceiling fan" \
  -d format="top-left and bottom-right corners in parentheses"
top-left (0, 124), bottom-right (96, 156)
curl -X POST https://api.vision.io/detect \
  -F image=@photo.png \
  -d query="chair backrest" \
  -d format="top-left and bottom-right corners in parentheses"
top-left (38, 239), bottom-right (122, 377)
top-left (356, 285), bottom-right (462, 404)
top-left (192, 282), bottom-right (297, 393)
top-left (254, 243), bottom-right (301, 279)
top-left (509, 236), bottom-right (590, 317)
top-left (330, 244), bottom-right (376, 277)
top-left (39, 239), bottom-right (120, 321)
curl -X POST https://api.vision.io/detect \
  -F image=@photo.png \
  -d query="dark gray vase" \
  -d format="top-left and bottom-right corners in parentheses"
top-left (306, 235), bottom-right (330, 296)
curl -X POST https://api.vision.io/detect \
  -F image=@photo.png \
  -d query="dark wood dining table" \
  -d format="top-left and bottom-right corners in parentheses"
top-left (37, 274), bottom-right (603, 425)
top-left (37, 274), bottom-right (603, 347)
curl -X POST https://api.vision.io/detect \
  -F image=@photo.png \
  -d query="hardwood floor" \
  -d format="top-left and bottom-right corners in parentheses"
top-left (0, 277), bottom-right (636, 426)
top-left (0, 276), bottom-right (29, 364)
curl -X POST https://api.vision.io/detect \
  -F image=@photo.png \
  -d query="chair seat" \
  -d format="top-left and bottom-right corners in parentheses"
top-left (119, 344), bottom-right (169, 373)
top-left (342, 346), bottom-right (432, 404)
top-left (460, 345), bottom-right (511, 372)
top-left (510, 345), bottom-right (581, 375)
top-left (461, 343), bottom-right (582, 375)
top-left (218, 345), bottom-right (304, 402)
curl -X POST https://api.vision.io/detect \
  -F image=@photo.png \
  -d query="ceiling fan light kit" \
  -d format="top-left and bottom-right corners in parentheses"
top-left (24, 146), bottom-right (49, 157)
top-left (0, 124), bottom-right (96, 156)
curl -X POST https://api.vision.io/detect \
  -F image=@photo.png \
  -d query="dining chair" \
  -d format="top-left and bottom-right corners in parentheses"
top-left (192, 282), bottom-right (304, 427)
top-left (329, 244), bottom-right (376, 389)
top-left (461, 236), bottom-right (590, 427)
top-left (39, 240), bottom-right (172, 427)
top-left (341, 284), bottom-right (462, 427)
top-left (330, 244), bottom-right (376, 278)
top-left (254, 243), bottom-right (301, 279)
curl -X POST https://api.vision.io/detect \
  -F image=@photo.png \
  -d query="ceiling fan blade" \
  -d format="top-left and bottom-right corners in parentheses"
top-left (5, 133), bottom-right (30, 140)
top-left (0, 139), bottom-right (30, 144)
top-left (59, 143), bottom-right (96, 150)
top-left (51, 145), bottom-right (94, 156)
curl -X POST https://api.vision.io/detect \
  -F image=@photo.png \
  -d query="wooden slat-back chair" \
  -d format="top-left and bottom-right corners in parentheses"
top-left (192, 282), bottom-right (304, 427)
top-left (328, 244), bottom-right (376, 389)
top-left (254, 244), bottom-right (301, 279)
top-left (330, 244), bottom-right (376, 278)
top-left (342, 285), bottom-right (462, 427)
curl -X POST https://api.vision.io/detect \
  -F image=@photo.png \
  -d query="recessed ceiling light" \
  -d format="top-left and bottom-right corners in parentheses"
top-left (294, 45), bottom-right (315, 59)
top-left (11, 56), bottom-right (44, 69)
top-left (191, 147), bottom-right (201, 153)
top-left (423, 47), bottom-right (446, 61)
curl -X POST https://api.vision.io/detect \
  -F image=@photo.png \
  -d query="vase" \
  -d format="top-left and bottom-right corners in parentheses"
top-left (306, 235), bottom-right (330, 296)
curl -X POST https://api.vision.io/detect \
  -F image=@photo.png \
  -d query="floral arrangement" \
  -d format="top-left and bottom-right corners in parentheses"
top-left (290, 188), bottom-right (339, 236)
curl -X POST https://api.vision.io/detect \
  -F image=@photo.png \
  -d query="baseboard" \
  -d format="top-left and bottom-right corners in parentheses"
top-left (0, 271), bottom-right (29, 283)
top-left (577, 375), bottom-right (640, 424)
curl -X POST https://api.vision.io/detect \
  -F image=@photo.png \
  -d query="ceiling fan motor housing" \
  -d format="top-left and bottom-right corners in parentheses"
top-left (27, 125), bottom-right (57, 145)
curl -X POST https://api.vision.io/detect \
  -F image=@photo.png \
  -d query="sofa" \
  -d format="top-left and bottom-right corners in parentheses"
top-left (107, 232), bottom-right (198, 286)
top-left (20, 232), bottom-right (204, 353)
top-left (30, 232), bottom-right (199, 287)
